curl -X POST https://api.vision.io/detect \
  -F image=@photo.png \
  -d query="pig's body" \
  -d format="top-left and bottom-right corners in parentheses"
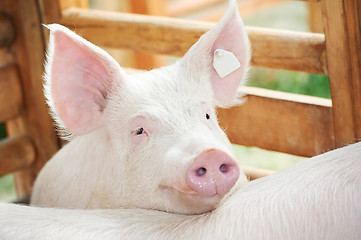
top-left (31, 0), bottom-right (251, 214)
top-left (2, 142), bottom-right (361, 239)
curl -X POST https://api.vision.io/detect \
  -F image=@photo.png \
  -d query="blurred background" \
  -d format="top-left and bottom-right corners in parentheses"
top-left (0, 0), bottom-right (328, 201)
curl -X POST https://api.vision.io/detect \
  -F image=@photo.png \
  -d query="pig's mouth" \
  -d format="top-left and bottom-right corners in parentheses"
top-left (159, 183), bottom-right (224, 214)
top-left (159, 184), bottom-right (220, 198)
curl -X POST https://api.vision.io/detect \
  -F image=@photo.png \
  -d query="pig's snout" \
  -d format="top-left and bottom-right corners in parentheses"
top-left (186, 149), bottom-right (240, 197)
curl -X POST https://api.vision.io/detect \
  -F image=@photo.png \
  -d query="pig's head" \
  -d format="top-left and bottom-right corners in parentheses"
top-left (44, 0), bottom-right (250, 214)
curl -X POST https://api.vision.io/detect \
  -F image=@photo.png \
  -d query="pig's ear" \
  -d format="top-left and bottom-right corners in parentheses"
top-left (44, 24), bottom-right (124, 138)
top-left (180, 0), bottom-right (251, 107)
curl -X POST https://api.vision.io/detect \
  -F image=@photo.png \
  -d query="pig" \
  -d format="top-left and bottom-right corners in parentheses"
top-left (30, 0), bottom-right (251, 214)
top-left (1, 142), bottom-right (361, 240)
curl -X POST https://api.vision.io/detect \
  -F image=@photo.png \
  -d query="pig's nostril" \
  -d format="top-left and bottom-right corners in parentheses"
top-left (219, 164), bottom-right (228, 173)
top-left (196, 167), bottom-right (207, 176)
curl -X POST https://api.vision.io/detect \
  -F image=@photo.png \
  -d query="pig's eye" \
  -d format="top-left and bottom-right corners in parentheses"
top-left (205, 113), bottom-right (211, 120)
top-left (133, 127), bottom-right (145, 136)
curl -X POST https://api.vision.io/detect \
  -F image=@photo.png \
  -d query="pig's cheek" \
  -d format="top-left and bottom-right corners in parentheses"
top-left (131, 135), bottom-right (149, 150)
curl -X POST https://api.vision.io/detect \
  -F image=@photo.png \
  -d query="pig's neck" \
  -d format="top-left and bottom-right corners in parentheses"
top-left (59, 129), bottom-right (125, 208)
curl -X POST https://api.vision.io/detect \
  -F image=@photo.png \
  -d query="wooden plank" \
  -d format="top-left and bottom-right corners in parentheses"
top-left (308, 2), bottom-right (323, 33)
top-left (248, 28), bottom-right (326, 75)
top-left (344, 0), bottom-right (361, 142)
top-left (0, 65), bottom-right (23, 122)
top-left (217, 87), bottom-right (334, 157)
top-left (129, 0), bottom-right (166, 69)
top-left (37, 0), bottom-right (62, 24)
top-left (0, 135), bottom-right (36, 177)
top-left (0, 12), bottom-right (15, 48)
top-left (167, 0), bottom-right (225, 17)
top-left (181, 0), bottom-right (287, 21)
top-left (1, 0), bottom-right (60, 198)
top-left (60, 0), bottom-right (89, 10)
top-left (321, 0), bottom-right (361, 147)
top-left (60, 8), bottom-right (327, 75)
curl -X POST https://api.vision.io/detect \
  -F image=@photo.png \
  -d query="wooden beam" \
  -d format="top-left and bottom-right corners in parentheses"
top-left (0, 12), bottom-right (15, 48)
top-left (60, 8), bottom-right (327, 75)
top-left (248, 28), bottom-right (326, 75)
top-left (217, 87), bottom-right (334, 157)
top-left (308, 2), bottom-right (323, 33)
top-left (37, 0), bottom-right (62, 24)
top-left (1, 0), bottom-right (60, 198)
top-left (321, 0), bottom-right (361, 147)
top-left (60, 0), bottom-right (89, 11)
top-left (0, 135), bottom-right (36, 177)
top-left (167, 0), bottom-right (225, 17)
top-left (0, 65), bottom-right (23, 122)
top-left (129, 0), bottom-right (166, 70)
top-left (178, 0), bottom-right (287, 21)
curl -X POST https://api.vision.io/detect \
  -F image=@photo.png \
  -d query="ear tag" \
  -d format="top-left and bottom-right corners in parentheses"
top-left (213, 49), bottom-right (241, 78)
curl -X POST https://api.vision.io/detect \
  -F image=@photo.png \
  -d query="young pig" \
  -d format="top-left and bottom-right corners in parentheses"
top-left (30, 0), bottom-right (250, 214)
top-left (2, 143), bottom-right (361, 239)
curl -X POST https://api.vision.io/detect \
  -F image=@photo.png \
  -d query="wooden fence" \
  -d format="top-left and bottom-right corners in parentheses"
top-left (0, 0), bottom-right (360, 200)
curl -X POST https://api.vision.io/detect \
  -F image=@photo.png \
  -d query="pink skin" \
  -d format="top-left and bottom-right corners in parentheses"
top-left (186, 149), bottom-right (240, 197)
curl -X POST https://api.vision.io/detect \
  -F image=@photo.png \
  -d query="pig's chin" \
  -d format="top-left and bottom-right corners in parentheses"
top-left (158, 184), bottom-right (225, 214)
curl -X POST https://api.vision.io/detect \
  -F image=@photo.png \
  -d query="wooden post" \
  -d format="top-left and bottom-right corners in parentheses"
top-left (321, 0), bottom-right (361, 147)
top-left (308, 2), bottom-right (323, 33)
top-left (91, 0), bottom-right (137, 68)
top-left (60, 0), bottom-right (89, 10)
top-left (0, 0), bottom-right (60, 198)
top-left (129, 0), bottom-right (166, 69)
top-left (0, 12), bottom-right (15, 48)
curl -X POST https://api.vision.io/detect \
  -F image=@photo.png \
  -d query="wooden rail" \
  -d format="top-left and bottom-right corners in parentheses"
top-left (218, 87), bottom-right (334, 157)
top-left (0, 12), bottom-right (15, 48)
top-left (169, 0), bottom-right (288, 21)
top-left (168, 0), bottom-right (224, 17)
top-left (0, 135), bottom-right (36, 177)
top-left (60, 8), bottom-right (327, 75)
top-left (0, 65), bottom-right (23, 122)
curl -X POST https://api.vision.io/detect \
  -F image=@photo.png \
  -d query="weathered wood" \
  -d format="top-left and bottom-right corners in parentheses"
top-left (37, 0), bottom-right (62, 25)
top-left (217, 87), bottom-right (334, 157)
top-left (178, 0), bottom-right (287, 21)
top-left (129, 0), bottom-right (166, 69)
top-left (1, 0), bottom-right (60, 198)
top-left (0, 12), bottom-right (15, 48)
top-left (321, 0), bottom-right (361, 147)
top-left (308, 2), bottom-right (323, 33)
top-left (60, 0), bottom-right (88, 10)
top-left (167, 0), bottom-right (224, 17)
top-left (0, 65), bottom-right (23, 122)
top-left (0, 135), bottom-right (36, 177)
top-left (242, 166), bottom-right (275, 181)
top-left (60, 8), bottom-right (327, 74)
top-left (248, 28), bottom-right (326, 75)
